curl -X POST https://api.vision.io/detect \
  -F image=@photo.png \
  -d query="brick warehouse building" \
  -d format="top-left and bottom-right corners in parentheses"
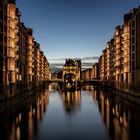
top-left (98, 7), bottom-right (140, 92)
top-left (0, 0), bottom-right (50, 96)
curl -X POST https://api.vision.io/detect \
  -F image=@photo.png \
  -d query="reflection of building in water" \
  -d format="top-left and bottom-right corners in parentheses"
top-left (0, 90), bottom-right (49, 140)
top-left (48, 83), bottom-right (58, 91)
top-left (95, 90), bottom-right (130, 140)
top-left (82, 85), bottom-right (94, 90)
top-left (27, 91), bottom-right (49, 140)
top-left (61, 90), bottom-right (81, 113)
top-left (91, 89), bottom-right (100, 102)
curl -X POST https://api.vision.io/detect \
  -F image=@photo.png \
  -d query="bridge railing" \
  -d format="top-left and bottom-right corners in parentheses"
top-left (44, 79), bottom-right (63, 83)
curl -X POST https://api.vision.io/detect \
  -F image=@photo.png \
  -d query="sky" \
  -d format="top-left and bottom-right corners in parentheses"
top-left (16, 0), bottom-right (140, 60)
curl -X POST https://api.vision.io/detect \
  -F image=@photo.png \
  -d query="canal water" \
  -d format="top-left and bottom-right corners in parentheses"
top-left (0, 84), bottom-right (140, 140)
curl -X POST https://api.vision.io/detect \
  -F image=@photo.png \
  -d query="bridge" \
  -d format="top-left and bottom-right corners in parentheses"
top-left (44, 79), bottom-right (63, 83)
top-left (44, 79), bottom-right (101, 86)
top-left (80, 79), bottom-right (101, 86)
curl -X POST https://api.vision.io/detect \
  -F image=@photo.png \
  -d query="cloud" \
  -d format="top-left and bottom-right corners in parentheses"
top-left (48, 56), bottom-right (98, 63)
top-left (49, 56), bottom-right (98, 72)
top-left (81, 56), bottom-right (99, 60)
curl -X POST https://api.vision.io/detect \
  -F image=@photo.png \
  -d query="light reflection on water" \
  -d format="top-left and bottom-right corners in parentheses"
top-left (60, 90), bottom-right (81, 114)
top-left (0, 84), bottom-right (140, 140)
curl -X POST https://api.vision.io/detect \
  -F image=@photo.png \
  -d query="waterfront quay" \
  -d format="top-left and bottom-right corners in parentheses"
top-left (0, 83), bottom-right (140, 140)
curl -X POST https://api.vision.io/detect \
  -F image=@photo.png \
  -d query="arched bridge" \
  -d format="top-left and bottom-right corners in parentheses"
top-left (80, 79), bottom-right (101, 86)
top-left (44, 79), bottom-right (101, 86)
top-left (44, 79), bottom-right (63, 84)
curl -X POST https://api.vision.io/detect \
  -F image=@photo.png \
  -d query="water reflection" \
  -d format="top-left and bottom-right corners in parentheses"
top-left (82, 85), bottom-right (95, 90)
top-left (60, 90), bottom-right (81, 114)
top-left (0, 84), bottom-right (140, 140)
top-left (91, 87), bottom-right (140, 140)
top-left (48, 83), bottom-right (58, 92)
top-left (0, 89), bottom-right (49, 140)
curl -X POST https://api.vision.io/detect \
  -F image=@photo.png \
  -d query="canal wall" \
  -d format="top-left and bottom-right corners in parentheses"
top-left (99, 82), bottom-right (140, 107)
top-left (0, 83), bottom-right (48, 113)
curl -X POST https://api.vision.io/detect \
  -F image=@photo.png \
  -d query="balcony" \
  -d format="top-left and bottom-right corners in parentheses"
top-left (8, 54), bottom-right (14, 58)
top-left (15, 68), bottom-right (19, 72)
top-left (15, 26), bottom-right (19, 32)
top-left (15, 45), bottom-right (19, 51)
top-left (14, 18), bottom-right (18, 25)
top-left (115, 62), bottom-right (120, 66)
top-left (15, 55), bottom-right (19, 60)
top-left (15, 15), bottom-right (19, 20)
top-left (14, 37), bottom-right (19, 42)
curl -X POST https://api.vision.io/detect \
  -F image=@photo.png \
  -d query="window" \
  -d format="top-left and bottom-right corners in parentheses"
top-left (132, 37), bottom-right (135, 44)
top-left (121, 74), bottom-right (123, 82)
top-left (132, 54), bottom-right (135, 60)
top-left (0, 44), bottom-right (3, 54)
top-left (132, 72), bottom-right (135, 82)
top-left (132, 45), bottom-right (135, 52)
top-left (0, 1), bottom-right (3, 6)
top-left (0, 11), bottom-right (3, 19)
top-left (132, 20), bottom-right (135, 28)
top-left (132, 29), bottom-right (135, 36)
top-left (0, 34), bottom-right (3, 42)
top-left (126, 72), bottom-right (128, 83)
top-left (132, 61), bottom-right (135, 71)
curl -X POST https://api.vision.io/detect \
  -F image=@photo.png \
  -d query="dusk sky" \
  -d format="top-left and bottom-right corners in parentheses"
top-left (16, 0), bottom-right (140, 60)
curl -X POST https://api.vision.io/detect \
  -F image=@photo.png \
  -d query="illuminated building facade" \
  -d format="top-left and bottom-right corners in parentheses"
top-left (98, 7), bottom-right (140, 92)
top-left (26, 28), bottom-right (34, 85)
top-left (3, 0), bottom-right (20, 94)
top-left (0, 0), bottom-right (7, 90)
top-left (18, 22), bottom-right (27, 87)
top-left (81, 63), bottom-right (98, 81)
top-left (62, 59), bottom-right (81, 87)
top-left (0, 0), bottom-right (50, 95)
top-left (33, 41), bottom-right (40, 86)
top-left (81, 68), bottom-right (93, 80)
top-left (7, 1), bottom-right (20, 85)
top-left (92, 62), bottom-right (99, 79)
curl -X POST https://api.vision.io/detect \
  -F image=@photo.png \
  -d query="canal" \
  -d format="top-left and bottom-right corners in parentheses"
top-left (0, 84), bottom-right (140, 140)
